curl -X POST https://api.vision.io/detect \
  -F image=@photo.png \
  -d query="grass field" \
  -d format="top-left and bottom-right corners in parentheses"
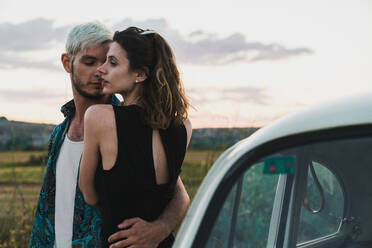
top-left (0, 149), bottom-right (224, 247)
top-left (0, 166), bottom-right (45, 184)
top-left (0, 151), bottom-right (46, 167)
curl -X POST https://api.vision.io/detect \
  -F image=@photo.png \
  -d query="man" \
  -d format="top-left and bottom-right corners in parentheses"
top-left (29, 22), bottom-right (190, 248)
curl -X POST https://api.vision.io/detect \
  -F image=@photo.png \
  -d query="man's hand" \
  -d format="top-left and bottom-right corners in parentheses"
top-left (108, 217), bottom-right (170, 248)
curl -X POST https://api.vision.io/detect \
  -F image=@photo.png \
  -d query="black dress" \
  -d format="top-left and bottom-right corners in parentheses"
top-left (95, 105), bottom-right (187, 248)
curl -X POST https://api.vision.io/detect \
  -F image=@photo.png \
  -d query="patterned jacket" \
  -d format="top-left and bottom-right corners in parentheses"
top-left (29, 96), bottom-right (119, 247)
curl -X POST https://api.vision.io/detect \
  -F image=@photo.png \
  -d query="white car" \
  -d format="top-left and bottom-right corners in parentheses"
top-left (174, 93), bottom-right (372, 248)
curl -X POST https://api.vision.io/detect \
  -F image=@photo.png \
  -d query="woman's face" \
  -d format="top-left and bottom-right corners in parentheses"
top-left (98, 42), bottom-right (138, 95)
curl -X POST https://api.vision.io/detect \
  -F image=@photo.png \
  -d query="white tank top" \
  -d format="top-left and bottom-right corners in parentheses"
top-left (54, 135), bottom-right (83, 248)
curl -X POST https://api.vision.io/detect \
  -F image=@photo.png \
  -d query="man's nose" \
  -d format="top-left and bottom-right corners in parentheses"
top-left (97, 64), bottom-right (106, 74)
top-left (94, 68), bottom-right (103, 78)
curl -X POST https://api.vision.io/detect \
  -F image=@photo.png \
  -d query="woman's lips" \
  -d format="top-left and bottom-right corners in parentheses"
top-left (101, 80), bottom-right (109, 86)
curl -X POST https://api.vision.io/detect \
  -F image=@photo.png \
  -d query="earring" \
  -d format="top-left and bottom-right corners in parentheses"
top-left (135, 79), bottom-right (139, 84)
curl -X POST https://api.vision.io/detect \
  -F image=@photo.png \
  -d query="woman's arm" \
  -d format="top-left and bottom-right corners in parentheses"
top-left (78, 106), bottom-right (102, 206)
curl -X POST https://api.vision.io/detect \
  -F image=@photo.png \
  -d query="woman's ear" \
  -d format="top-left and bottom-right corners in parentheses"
top-left (61, 53), bottom-right (72, 73)
top-left (135, 68), bottom-right (148, 83)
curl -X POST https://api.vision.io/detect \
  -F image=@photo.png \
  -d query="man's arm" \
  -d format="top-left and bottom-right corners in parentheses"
top-left (107, 177), bottom-right (190, 248)
top-left (152, 177), bottom-right (190, 235)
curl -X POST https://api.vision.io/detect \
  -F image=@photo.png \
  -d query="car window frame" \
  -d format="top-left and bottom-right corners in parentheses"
top-left (191, 124), bottom-right (372, 248)
top-left (295, 158), bottom-right (347, 247)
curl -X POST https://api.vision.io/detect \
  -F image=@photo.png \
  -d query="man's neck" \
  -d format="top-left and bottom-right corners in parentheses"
top-left (68, 94), bottom-right (110, 142)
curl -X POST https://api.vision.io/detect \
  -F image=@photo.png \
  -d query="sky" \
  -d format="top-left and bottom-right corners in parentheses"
top-left (0, 0), bottom-right (371, 128)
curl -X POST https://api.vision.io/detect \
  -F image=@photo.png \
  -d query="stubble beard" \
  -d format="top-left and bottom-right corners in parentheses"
top-left (71, 72), bottom-right (105, 100)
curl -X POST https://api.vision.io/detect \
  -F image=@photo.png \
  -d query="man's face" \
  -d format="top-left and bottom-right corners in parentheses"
top-left (70, 43), bottom-right (110, 99)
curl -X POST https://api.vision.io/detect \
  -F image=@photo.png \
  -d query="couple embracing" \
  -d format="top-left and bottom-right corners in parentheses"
top-left (29, 22), bottom-right (192, 248)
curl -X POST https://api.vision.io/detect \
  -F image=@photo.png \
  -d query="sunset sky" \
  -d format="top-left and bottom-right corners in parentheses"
top-left (0, 0), bottom-right (371, 128)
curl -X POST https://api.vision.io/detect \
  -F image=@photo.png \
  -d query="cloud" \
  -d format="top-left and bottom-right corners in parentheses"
top-left (112, 18), bottom-right (314, 65)
top-left (0, 18), bottom-right (313, 70)
top-left (0, 18), bottom-right (70, 71)
top-left (0, 53), bottom-right (61, 71)
top-left (187, 86), bottom-right (269, 106)
top-left (250, 45), bottom-right (312, 62)
top-left (0, 18), bottom-right (69, 52)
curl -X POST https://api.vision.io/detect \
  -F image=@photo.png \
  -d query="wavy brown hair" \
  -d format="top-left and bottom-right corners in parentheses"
top-left (113, 27), bottom-right (189, 129)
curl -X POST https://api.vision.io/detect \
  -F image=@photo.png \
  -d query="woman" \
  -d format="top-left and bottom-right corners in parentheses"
top-left (78, 27), bottom-right (192, 248)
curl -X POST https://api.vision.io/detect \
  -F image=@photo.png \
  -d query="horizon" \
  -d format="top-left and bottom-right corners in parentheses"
top-left (0, 115), bottom-right (262, 129)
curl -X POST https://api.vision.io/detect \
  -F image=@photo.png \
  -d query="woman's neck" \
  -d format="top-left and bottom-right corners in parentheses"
top-left (120, 94), bottom-right (141, 106)
top-left (120, 86), bottom-right (143, 106)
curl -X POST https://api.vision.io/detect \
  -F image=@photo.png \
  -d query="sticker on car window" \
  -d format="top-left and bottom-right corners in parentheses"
top-left (263, 157), bottom-right (295, 174)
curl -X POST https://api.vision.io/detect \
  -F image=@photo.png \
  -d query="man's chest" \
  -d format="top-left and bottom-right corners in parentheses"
top-left (67, 122), bottom-right (84, 142)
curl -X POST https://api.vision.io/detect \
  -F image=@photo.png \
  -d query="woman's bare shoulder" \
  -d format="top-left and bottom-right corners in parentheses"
top-left (183, 118), bottom-right (192, 147)
top-left (84, 104), bottom-right (115, 130)
top-left (183, 118), bottom-right (192, 132)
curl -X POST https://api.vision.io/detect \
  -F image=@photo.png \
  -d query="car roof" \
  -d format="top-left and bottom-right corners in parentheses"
top-left (250, 92), bottom-right (372, 146)
top-left (226, 92), bottom-right (372, 162)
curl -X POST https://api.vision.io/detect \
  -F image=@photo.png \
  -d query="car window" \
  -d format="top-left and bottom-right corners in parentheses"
top-left (296, 161), bottom-right (344, 245)
top-left (205, 162), bottom-right (280, 248)
top-left (204, 183), bottom-right (237, 248)
top-left (190, 136), bottom-right (372, 248)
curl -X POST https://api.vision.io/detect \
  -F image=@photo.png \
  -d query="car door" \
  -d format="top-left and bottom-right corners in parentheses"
top-left (181, 124), bottom-right (372, 248)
